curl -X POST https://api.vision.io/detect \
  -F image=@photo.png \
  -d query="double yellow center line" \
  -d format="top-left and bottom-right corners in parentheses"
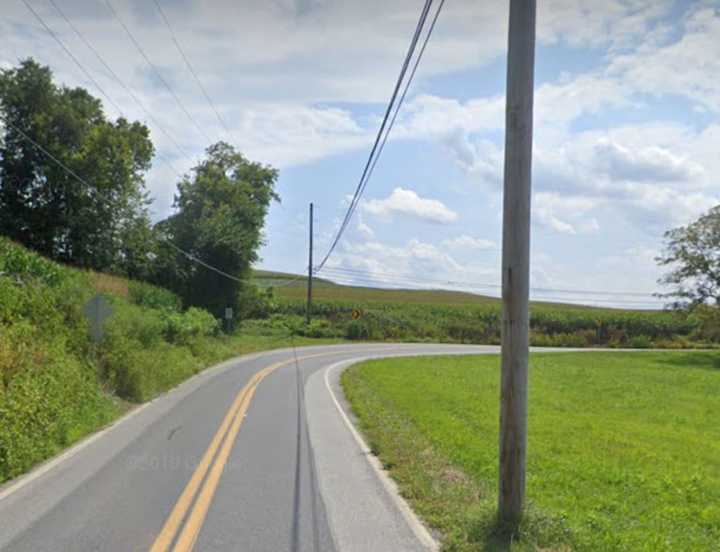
top-left (148, 351), bottom-right (348, 552)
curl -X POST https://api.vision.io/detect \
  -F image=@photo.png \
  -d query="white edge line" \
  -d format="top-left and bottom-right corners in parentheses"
top-left (0, 345), bottom-right (659, 503)
top-left (324, 356), bottom-right (439, 551)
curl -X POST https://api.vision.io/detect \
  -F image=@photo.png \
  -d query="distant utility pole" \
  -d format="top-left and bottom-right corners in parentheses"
top-left (306, 202), bottom-right (314, 325)
top-left (499, 0), bottom-right (536, 527)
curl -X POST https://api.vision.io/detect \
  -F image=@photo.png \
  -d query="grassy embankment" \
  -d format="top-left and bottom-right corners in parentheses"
top-left (342, 352), bottom-right (720, 551)
top-left (255, 270), bottom-right (708, 349)
top-left (0, 239), bottom-right (338, 484)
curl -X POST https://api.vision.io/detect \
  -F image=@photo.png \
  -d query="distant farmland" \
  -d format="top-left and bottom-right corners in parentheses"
top-left (251, 270), bottom-right (704, 348)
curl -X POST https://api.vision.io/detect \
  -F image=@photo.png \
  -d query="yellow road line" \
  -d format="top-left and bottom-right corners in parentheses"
top-left (149, 350), bottom-right (362, 552)
top-left (172, 375), bottom-right (259, 552)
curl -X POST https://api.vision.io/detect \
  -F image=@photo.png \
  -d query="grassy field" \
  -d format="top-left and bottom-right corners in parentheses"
top-left (253, 271), bottom-right (701, 348)
top-left (342, 352), bottom-right (720, 551)
top-left (255, 269), bottom-right (598, 309)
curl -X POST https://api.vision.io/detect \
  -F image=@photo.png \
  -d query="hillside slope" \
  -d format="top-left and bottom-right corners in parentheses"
top-left (0, 239), bottom-right (329, 483)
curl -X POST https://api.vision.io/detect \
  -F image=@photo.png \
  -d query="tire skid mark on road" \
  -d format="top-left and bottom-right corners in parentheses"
top-left (149, 348), bottom-right (397, 552)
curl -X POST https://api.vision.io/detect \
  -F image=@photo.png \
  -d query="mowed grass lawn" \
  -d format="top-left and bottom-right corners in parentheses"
top-left (342, 352), bottom-right (720, 551)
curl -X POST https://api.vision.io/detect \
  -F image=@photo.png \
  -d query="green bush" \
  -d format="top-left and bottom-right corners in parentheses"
top-left (629, 335), bottom-right (653, 349)
top-left (163, 308), bottom-right (219, 344)
top-left (0, 329), bottom-right (116, 481)
top-left (689, 305), bottom-right (720, 343)
top-left (128, 280), bottom-right (181, 311)
top-left (101, 340), bottom-right (200, 402)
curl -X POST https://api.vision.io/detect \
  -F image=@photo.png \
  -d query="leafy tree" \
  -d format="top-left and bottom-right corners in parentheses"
top-left (657, 205), bottom-right (720, 308)
top-left (0, 59), bottom-right (155, 274)
top-left (155, 142), bottom-right (278, 318)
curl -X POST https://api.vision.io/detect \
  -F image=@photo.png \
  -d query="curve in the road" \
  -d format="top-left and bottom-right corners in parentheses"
top-left (0, 343), bottom-right (509, 552)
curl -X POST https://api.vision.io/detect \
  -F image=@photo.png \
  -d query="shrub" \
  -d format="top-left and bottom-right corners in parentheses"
top-left (689, 305), bottom-right (720, 343)
top-left (163, 308), bottom-right (219, 344)
top-left (301, 319), bottom-right (339, 338)
top-left (236, 284), bottom-right (275, 319)
top-left (101, 341), bottom-right (200, 402)
top-left (628, 335), bottom-right (653, 349)
top-left (128, 280), bottom-right (181, 312)
top-left (0, 333), bottom-right (116, 481)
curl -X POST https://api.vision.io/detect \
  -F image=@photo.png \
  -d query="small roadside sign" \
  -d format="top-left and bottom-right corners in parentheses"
top-left (225, 307), bottom-right (233, 320)
top-left (351, 308), bottom-right (363, 320)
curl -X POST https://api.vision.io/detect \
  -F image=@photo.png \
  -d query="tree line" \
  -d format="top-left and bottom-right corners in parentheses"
top-left (2, 59), bottom-right (718, 327)
top-left (0, 59), bottom-right (277, 319)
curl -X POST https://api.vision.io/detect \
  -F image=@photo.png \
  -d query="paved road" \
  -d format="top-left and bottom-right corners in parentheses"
top-left (0, 343), bottom-right (506, 552)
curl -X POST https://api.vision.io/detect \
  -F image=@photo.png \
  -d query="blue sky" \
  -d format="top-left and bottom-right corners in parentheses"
top-left (2, 0), bottom-right (719, 307)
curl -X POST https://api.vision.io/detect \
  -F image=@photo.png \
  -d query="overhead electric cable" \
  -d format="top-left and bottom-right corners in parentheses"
top-left (47, 0), bottom-right (192, 164)
top-left (103, 0), bottom-right (215, 145)
top-left (26, 0), bottom-right (188, 179)
top-left (336, 0), bottom-right (448, 256)
top-left (1, 116), bottom-right (251, 284)
top-left (317, 265), bottom-right (661, 298)
top-left (318, 270), bottom-right (664, 308)
top-left (316, 0), bottom-right (437, 270)
top-left (20, 0), bottom-right (124, 117)
top-left (151, 0), bottom-right (234, 144)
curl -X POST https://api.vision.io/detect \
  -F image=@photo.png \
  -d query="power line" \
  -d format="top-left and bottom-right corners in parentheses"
top-left (20, 0), bottom-right (124, 117)
top-left (164, 242), bottom-right (248, 283)
top-left (46, 0), bottom-right (192, 165)
top-left (336, 0), bottom-right (448, 256)
top-left (316, 0), bottom-right (432, 268)
top-left (103, 0), bottom-right (215, 146)
top-left (1, 116), bottom-right (249, 285)
top-left (316, 0), bottom-right (438, 270)
top-left (151, 0), bottom-right (234, 144)
top-left (318, 270), bottom-right (664, 308)
top-left (25, 0), bottom-right (188, 179)
top-left (318, 265), bottom-right (662, 299)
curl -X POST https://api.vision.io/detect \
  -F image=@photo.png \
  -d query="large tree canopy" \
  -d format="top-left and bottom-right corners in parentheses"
top-left (155, 142), bottom-right (278, 318)
top-left (0, 59), bottom-right (155, 275)
top-left (657, 205), bottom-right (720, 308)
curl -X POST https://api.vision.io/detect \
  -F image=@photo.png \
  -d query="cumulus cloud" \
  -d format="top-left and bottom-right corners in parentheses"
top-left (533, 193), bottom-right (601, 235)
top-left (362, 188), bottom-right (459, 224)
top-left (592, 139), bottom-right (704, 183)
top-left (442, 235), bottom-right (497, 250)
top-left (325, 237), bottom-right (466, 285)
top-left (608, 6), bottom-right (720, 111)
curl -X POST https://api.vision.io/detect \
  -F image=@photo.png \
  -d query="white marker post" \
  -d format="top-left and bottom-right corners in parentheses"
top-left (499, 0), bottom-right (536, 527)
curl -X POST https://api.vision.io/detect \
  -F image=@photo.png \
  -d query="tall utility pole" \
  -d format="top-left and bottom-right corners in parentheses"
top-left (306, 202), bottom-right (314, 325)
top-left (499, 0), bottom-right (536, 526)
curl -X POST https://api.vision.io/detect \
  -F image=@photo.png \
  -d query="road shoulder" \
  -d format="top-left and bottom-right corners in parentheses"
top-left (304, 357), bottom-right (439, 552)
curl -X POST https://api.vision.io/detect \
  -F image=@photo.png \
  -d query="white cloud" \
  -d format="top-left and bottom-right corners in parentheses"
top-left (362, 188), bottom-right (459, 224)
top-left (356, 220), bottom-right (374, 239)
top-left (326, 237), bottom-right (467, 284)
top-left (442, 235), bottom-right (497, 250)
top-left (592, 139), bottom-right (704, 182)
top-left (533, 193), bottom-right (602, 235)
top-left (608, 6), bottom-right (720, 111)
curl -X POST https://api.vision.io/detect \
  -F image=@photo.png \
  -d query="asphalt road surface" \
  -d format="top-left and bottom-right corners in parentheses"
top-left (0, 343), bottom-right (504, 552)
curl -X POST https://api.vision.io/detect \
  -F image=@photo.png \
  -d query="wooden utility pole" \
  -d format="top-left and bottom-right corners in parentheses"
top-left (499, 0), bottom-right (536, 526)
top-left (306, 202), bottom-right (314, 325)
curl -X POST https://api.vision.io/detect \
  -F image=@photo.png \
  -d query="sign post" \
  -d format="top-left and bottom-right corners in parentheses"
top-left (224, 307), bottom-right (233, 334)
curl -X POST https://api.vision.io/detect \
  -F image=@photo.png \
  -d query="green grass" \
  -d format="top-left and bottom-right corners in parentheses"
top-left (342, 352), bottom-right (720, 551)
top-left (259, 269), bottom-right (603, 310)
top-left (0, 237), bottom-right (342, 484)
top-left (254, 270), bottom-right (703, 348)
